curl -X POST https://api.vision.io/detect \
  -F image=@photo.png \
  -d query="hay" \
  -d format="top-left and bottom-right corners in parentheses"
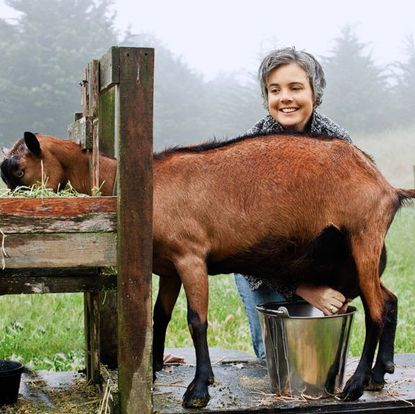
top-left (0, 160), bottom-right (103, 198)
top-left (1, 373), bottom-right (102, 414)
top-left (0, 181), bottom-right (90, 199)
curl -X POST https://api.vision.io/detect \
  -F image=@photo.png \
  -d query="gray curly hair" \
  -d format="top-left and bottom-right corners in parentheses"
top-left (258, 47), bottom-right (326, 107)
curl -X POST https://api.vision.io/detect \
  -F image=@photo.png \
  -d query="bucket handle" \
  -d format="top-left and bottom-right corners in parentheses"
top-left (256, 305), bottom-right (290, 317)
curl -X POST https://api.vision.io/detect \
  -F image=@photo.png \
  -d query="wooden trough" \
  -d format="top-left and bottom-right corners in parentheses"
top-left (0, 197), bottom-right (117, 270)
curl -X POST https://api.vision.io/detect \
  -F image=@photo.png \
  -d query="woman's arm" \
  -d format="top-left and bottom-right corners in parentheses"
top-left (295, 283), bottom-right (350, 315)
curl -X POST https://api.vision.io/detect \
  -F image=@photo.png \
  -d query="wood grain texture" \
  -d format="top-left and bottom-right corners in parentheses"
top-left (85, 291), bottom-right (101, 383)
top-left (100, 47), bottom-right (120, 92)
top-left (2, 232), bottom-right (116, 268)
top-left (97, 59), bottom-right (118, 368)
top-left (0, 196), bottom-right (116, 217)
top-left (0, 197), bottom-right (116, 233)
top-left (117, 47), bottom-right (154, 414)
top-left (0, 272), bottom-right (117, 294)
top-left (68, 116), bottom-right (92, 148)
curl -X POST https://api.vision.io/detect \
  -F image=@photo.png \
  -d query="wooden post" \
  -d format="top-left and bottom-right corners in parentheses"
top-left (83, 59), bottom-right (102, 384)
top-left (117, 47), bottom-right (154, 414)
top-left (97, 49), bottom-right (120, 368)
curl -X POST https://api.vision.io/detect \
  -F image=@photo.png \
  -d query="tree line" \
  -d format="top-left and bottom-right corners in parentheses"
top-left (0, 0), bottom-right (414, 151)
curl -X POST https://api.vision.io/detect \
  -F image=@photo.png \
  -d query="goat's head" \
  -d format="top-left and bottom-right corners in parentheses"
top-left (1, 131), bottom-right (65, 191)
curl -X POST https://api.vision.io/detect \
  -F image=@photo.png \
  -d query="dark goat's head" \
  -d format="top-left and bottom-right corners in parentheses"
top-left (1, 131), bottom-right (45, 190)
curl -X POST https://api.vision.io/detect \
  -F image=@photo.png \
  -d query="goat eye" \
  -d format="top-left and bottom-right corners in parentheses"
top-left (15, 170), bottom-right (24, 178)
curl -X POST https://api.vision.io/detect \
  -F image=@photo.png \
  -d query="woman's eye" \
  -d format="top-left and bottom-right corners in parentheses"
top-left (15, 170), bottom-right (24, 178)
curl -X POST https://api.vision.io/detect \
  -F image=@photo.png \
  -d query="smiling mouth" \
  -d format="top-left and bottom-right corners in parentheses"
top-left (280, 107), bottom-right (298, 113)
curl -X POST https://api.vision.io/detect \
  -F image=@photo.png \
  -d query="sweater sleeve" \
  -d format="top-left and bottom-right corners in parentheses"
top-left (245, 273), bottom-right (300, 299)
top-left (270, 280), bottom-right (300, 300)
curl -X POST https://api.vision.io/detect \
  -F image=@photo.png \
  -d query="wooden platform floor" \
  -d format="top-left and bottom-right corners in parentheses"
top-left (154, 349), bottom-right (415, 413)
top-left (3, 350), bottom-right (415, 413)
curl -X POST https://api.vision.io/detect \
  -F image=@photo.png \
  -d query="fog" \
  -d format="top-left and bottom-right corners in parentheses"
top-left (111, 0), bottom-right (415, 80)
top-left (0, 0), bottom-right (414, 185)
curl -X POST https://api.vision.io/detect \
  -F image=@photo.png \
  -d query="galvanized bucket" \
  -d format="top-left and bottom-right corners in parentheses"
top-left (256, 301), bottom-right (356, 398)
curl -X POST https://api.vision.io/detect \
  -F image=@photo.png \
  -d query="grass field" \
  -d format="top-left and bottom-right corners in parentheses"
top-left (0, 207), bottom-right (414, 371)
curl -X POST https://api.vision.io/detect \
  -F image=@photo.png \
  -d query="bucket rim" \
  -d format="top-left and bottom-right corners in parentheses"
top-left (0, 360), bottom-right (24, 375)
top-left (256, 300), bottom-right (357, 319)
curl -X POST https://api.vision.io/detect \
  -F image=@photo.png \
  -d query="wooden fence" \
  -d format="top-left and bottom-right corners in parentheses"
top-left (0, 47), bottom-right (154, 414)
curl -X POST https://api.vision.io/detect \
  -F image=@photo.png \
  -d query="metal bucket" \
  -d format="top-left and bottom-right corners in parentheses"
top-left (256, 301), bottom-right (356, 398)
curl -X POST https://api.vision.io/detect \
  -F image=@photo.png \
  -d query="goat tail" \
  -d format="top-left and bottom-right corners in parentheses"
top-left (397, 188), bottom-right (415, 205)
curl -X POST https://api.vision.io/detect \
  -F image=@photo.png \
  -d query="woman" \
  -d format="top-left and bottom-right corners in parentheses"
top-left (235, 47), bottom-right (352, 360)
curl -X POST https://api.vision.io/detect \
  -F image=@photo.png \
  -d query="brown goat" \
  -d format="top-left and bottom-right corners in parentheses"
top-left (2, 131), bottom-right (413, 408)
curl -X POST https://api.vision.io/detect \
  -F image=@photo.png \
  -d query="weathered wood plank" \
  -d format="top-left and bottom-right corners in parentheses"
top-left (0, 212), bottom-right (116, 233)
top-left (99, 85), bottom-right (116, 158)
top-left (0, 196), bottom-right (116, 216)
top-left (0, 273), bottom-right (117, 294)
top-left (82, 66), bottom-right (89, 118)
top-left (2, 232), bottom-right (116, 268)
top-left (85, 291), bottom-right (101, 383)
top-left (68, 116), bottom-right (93, 149)
top-left (88, 60), bottom-right (100, 118)
top-left (117, 47), bottom-right (154, 414)
top-left (100, 47), bottom-right (120, 91)
top-left (85, 59), bottom-right (103, 384)
top-left (0, 197), bottom-right (117, 234)
top-left (154, 351), bottom-right (415, 414)
top-left (90, 118), bottom-right (100, 193)
top-left (0, 197), bottom-right (116, 233)
top-left (98, 64), bottom-right (118, 368)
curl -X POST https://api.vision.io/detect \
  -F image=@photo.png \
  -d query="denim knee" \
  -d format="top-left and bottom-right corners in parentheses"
top-left (234, 274), bottom-right (286, 360)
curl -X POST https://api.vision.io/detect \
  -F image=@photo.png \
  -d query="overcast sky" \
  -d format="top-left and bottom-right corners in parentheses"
top-left (1, 0), bottom-right (414, 80)
top-left (113, 0), bottom-right (414, 79)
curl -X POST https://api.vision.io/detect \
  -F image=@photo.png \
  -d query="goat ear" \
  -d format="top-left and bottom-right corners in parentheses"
top-left (24, 131), bottom-right (41, 156)
top-left (2, 147), bottom-right (9, 156)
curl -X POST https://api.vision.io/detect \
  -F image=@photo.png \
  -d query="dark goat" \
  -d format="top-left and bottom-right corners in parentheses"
top-left (2, 131), bottom-right (413, 408)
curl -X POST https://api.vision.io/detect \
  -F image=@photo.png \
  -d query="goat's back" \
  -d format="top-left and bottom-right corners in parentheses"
top-left (154, 135), bottom-right (399, 276)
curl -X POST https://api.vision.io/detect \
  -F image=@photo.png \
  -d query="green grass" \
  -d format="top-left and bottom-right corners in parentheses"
top-left (1, 207), bottom-right (414, 370)
top-left (0, 294), bottom-right (85, 370)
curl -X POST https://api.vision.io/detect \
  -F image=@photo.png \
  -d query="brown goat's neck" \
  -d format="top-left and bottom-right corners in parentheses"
top-left (44, 138), bottom-right (116, 196)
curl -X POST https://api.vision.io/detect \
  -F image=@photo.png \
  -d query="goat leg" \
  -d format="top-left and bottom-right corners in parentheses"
top-left (177, 255), bottom-right (214, 408)
top-left (182, 305), bottom-right (214, 408)
top-left (366, 285), bottom-right (397, 391)
top-left (341, 306), bottom-right (382, 400)
top-left (153, 274), bottom-right (182, 378)
top-left (340, 235), bottom-right (385, 401)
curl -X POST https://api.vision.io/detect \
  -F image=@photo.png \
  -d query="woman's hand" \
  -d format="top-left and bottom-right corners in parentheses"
top-left (295, 284), bottom-right (350, 315)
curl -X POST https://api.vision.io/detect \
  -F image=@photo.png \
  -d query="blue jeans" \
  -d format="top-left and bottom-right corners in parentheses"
top-left (234, 273), bottom-right (286, 360)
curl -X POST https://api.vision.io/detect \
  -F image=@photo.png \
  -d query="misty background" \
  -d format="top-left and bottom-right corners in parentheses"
top-left (0, 0), bottom-right (414, 186)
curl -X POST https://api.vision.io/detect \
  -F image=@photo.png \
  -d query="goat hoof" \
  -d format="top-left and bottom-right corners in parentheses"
top-left (340, 376), bottom-right (365, 401)
top-left (182, 380), bottom-right (210, 408)
top-left (366, 378), bottom-right (385, 391)
top-left (153, 360), bottom-right (164, 382)
top-left (154, 360), bottom-right (164, 372)
top-left (385, 361), bottom-right (395, 374)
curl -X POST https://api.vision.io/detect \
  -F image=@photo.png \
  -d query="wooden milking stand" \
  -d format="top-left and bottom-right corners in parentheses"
top-left (0, 47), bottom-right (154, 414)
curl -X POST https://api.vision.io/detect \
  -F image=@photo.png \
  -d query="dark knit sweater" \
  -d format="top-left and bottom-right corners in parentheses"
top-left (246, 111), bottom-right (352, 141)
top-left (241, 111), bottom-right (352, 298)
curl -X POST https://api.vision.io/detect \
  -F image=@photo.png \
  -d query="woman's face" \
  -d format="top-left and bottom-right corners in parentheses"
top-left (266, 62), bottom-right (314, 132)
